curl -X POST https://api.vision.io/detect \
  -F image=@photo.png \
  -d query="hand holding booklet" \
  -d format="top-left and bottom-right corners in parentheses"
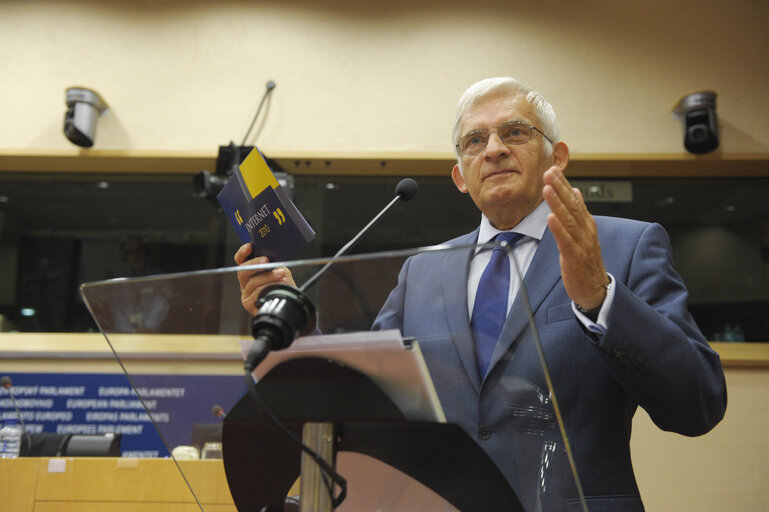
top-left (217, 148), bottom-right (315, 262)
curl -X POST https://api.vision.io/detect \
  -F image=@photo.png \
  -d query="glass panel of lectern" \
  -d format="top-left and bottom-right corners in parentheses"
top-left (80, 244), bottom-right (588, 512)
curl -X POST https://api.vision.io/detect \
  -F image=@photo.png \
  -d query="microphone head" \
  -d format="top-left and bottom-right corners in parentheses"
top-left (1, 376), bottom-right (11, 389)
top-left (266, 80), bottom-right (276, 90)
top-left (211, 405), bottom-right (224, 417)
top-left (395, 178), bottom-right (418, 202)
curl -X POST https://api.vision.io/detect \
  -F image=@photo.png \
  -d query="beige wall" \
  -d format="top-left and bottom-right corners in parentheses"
top-left (632, 367), bottom-right (769, 511)
top-left (1, 0), bottom-right (768, 156)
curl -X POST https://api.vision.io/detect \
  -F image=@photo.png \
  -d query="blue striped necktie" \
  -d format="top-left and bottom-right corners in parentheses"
top-left (471, 232), bottom-right (524, 377)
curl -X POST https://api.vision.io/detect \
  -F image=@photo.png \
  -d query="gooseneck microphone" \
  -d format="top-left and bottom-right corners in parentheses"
top-left (211, 405), bottom-right (226, 419)
top-left (1, 376), bottom-right (32, 453)
top-left (300, 177), bottom-right (418, 292)
top-left (243, 178), bottom-right (419, 373)
top-left (299, 177), bottom-right (417, 296)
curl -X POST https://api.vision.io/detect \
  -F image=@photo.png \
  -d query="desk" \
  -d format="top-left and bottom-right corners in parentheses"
top-left (0, 457), bottom-right (236, 512)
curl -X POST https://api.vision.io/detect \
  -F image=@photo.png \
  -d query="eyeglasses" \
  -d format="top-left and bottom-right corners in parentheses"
top-left (456, 121), bottom-right (553, 156)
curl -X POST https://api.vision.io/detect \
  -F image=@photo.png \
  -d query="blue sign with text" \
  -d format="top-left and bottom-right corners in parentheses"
top-left (0, 372), bottom-right (245, 457)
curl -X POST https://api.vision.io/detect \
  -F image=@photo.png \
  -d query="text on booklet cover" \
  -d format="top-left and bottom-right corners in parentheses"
top-left (217, 148), bottom-right (315, 261)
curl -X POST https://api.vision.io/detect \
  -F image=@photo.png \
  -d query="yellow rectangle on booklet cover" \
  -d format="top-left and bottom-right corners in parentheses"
top-left (239, 148), bottom-right (279, 198)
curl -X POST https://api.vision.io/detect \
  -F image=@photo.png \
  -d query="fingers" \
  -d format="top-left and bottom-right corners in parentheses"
top-left (239, 266), bottom-right (295, 315)
top-left (235, 243), bottom-right (268, 291)
top-left (543, 167), bottom-right (589, 227)
top-left (240, 267), bottom-right (293, 315)
top-left (234, 244), bottom-right (296, 315)
top-left (543, 166), bottom-right (597, 246)
top-left (542, 167), bottom-right (608, 309)
top-left (234, 243), bottom-right (254, 265)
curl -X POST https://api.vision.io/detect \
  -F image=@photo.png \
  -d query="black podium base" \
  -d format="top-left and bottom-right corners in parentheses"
top-left (223, 357), bottom-right (522, 512)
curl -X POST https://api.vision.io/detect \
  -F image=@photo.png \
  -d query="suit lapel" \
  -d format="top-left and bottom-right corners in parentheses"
top-left (487, 228), bottom-right (562, 374)
top-left (440, 231), bottom-right (483, 392)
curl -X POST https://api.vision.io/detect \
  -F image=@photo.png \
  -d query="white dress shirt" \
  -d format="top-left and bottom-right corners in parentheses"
top-left (467, 200), bottom-right (614, 335)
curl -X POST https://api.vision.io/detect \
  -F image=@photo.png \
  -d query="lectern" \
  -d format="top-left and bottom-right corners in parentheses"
top-left (223, 332), bottom-right (523, 511)
top-left (81, 245), bottom-right (586, 512)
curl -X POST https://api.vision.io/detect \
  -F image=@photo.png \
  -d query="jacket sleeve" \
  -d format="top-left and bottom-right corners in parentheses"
top-left (593, 222), bottom-right (727, 436)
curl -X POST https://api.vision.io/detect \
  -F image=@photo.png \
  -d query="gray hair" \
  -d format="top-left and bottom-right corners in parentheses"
top-left (452, 77), bottom-right (560, 161)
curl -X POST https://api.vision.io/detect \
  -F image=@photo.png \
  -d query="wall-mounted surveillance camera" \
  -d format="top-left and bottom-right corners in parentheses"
top-left (673, 91), bottom-right (719, 154)
top-left (64, 87), bottom-right (108, 148)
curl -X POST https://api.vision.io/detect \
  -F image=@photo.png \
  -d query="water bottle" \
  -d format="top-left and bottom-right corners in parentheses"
top-left (0, 418), bottom-right (23, 458)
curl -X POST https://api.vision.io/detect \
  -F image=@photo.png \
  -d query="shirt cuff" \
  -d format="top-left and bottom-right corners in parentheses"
top-left (572, 273), bottom-right (616, 336)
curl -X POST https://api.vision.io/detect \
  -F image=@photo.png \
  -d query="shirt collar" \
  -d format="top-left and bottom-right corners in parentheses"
top-left (476, 200), bottom-right (550, 249)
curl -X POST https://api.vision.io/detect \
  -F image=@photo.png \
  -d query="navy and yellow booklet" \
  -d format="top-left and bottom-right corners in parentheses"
top-left (217, 148), bottom-right (315, 262)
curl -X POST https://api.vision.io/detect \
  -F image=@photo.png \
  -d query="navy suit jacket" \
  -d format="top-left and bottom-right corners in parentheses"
top-left (372, 215), bottom-right (726, 512)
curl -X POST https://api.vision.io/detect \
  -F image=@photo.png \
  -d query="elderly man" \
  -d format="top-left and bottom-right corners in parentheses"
top-left (236, 77), bottom-right (727, 511)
